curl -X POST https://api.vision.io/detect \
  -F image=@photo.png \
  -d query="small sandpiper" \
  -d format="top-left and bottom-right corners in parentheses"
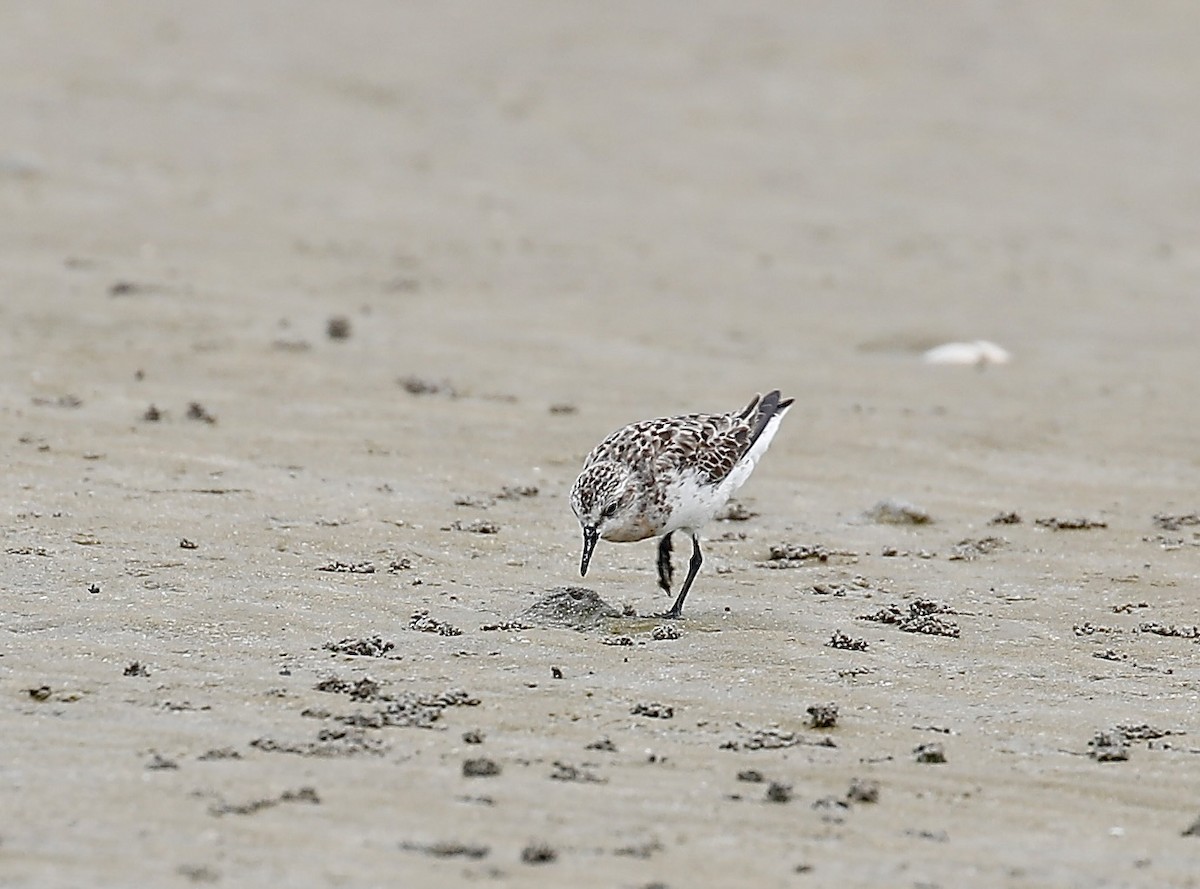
top-left (570, 390), bottom-right (793, 618)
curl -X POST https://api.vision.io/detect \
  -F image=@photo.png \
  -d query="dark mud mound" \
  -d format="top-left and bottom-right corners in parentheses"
top-left (518, 587), bottom-right (622, 630)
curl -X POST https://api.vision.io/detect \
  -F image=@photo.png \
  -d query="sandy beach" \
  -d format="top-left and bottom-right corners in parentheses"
top-left (3, 3), bottom-right (1200, 887)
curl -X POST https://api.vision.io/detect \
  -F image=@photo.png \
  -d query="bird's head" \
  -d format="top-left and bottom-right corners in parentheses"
top-left (570, 460), bottom-right (640, 575)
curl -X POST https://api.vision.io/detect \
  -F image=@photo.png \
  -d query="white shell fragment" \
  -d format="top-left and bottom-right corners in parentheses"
top-left (922, 340), bottom-right (1011, 366)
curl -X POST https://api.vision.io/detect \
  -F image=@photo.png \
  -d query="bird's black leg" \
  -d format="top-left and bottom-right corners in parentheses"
top-left (656, 532), bottom-right (674, 593)
top-left (663, 534), bottom-right (702, 619)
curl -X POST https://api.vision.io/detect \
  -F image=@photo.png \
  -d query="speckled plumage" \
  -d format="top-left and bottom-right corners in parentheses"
top-left (570, 390), bottom-right (793, 618)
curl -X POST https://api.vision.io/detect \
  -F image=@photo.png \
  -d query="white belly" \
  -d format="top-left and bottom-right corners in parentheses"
top-left (662, 469), bottom-right (731, 533)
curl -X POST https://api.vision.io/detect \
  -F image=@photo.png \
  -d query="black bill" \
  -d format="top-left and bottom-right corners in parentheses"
top-left (579, 526), bottom-right (599, 576)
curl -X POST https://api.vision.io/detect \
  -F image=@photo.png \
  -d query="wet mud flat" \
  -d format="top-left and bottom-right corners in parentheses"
top-left (5, 2), bottom-right (1200, 888)
top-left (6, 493), bottom-right (1200, 888)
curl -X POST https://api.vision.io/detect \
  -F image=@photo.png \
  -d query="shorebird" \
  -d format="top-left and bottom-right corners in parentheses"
top-left (570, 390), bottom-right (793, 617)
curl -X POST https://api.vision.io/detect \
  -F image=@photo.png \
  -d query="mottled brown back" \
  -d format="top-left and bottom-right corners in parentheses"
top-left (583, 392), bottom-right (785, 488)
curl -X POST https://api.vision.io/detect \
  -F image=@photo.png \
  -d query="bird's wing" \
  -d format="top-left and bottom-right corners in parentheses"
top-left (651, 412), bottom-right (751, 486)
top-left (581, 392), bottom-right (791, 490)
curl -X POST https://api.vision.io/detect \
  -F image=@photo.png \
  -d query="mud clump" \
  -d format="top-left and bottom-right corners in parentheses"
top-left (901, 614), bottom-right (960, 638)
top-left (315, 676), bottom-right (382, 701)
top-left (765, 781), bottom-right (793, 803)
top-left (948, 536), bottom-right (1006, 560)
top-left (864, 499), bottom-right (932, 525)
top-left (481, 619), bottom-right (532, 632)
top-left (311, 680), bottom-right (478, 731)
top-left (323, 636), bottom-right (395, 657)
top-left (989, 511), bottom-right (1022, 525)
top-left (409, 610), bottom-right (463, 637)
top-left (186, 402), bottom-right (217, 424)
top-left (1137, 622), bottom-right (1200, 639)
top-left (860, 599), bottom-right (960, 638)
top-left (1089, 731), bottom-right (1131, 762)
top-left (518, 587), bottom-right (622, 630)
top-left (1111, 602), bottom-right (1149, 614)
top-left (318, 561), bottom-right (375, 574)
top-left (914, 742), bottom-right (947, 764)
top-left (550, 761), bottom-right (606, 784)
top-left (807, 703), bottom-right (839, 729)
top-left (1035, 516), bottom-right (1107, 530)
top-left (1154, 513), bottom-right (1200, 532)
top-left (1115, 724), bottom-right (1178, 741)
top-left (362, 689), bottom-right (479, 729)
top-left (520, 843), bottom-right (557, 865)
top-left (145, 752), bottom-right (179, 770)
top-left (764, 543), bottom-right (834, 566)
top-left (827, 632), bottom-right (868, 651)
top-left (631, 702), bottom-right (674, 719)
top-left (846, 778), bottom-right (879, 803)
top-left (251, 729), bottom-right (386, 758)
top-left (326, 316), bottom-right (351, 339)
top-left (462, 757), bottom-right (501, 777)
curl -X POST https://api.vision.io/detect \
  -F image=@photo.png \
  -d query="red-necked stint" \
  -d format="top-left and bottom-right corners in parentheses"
top-left (570, 390), bottom-right (793, 618)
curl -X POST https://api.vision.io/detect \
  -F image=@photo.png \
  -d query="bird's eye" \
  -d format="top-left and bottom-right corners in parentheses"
top-left (602, 502), bottom-right (617, 518)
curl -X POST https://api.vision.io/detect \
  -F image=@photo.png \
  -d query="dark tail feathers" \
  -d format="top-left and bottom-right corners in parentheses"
top-left (743, 389), bottom-right (793, 452)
